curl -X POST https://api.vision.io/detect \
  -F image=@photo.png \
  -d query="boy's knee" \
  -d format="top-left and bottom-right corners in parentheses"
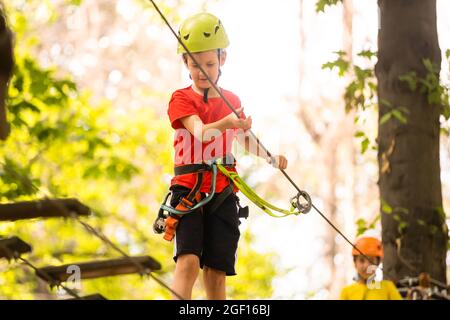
top-left (176, 254), bottom-right (200, 274)
top-left (204, 266), bottom-right (225, 280)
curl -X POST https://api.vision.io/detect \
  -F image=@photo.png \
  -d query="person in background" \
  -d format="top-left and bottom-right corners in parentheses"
top-left (340, 235), bottom-right (402, 300)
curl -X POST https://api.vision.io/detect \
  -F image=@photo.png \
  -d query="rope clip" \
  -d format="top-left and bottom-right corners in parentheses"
top-left (290, 191), bottom-right (312, 214)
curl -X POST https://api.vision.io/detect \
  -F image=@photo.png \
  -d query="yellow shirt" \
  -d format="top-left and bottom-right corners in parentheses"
top-left (340, 280), bottom-right (403, 300)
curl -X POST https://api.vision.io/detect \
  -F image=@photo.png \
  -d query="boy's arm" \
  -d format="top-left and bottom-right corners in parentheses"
top-left (236, 130), bottom-right (270, 159)
top-left (236, 131), bottom-right (288, 170)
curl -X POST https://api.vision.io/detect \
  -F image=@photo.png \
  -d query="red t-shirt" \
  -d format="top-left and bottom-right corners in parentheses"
top-left (167, 86), bottom-right (244, 193)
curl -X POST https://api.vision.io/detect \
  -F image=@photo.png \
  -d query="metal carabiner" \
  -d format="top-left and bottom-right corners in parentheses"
top-left (290, 190), bottom-right (312, 214)
top-left (153, 192), bottom-right (171, 234)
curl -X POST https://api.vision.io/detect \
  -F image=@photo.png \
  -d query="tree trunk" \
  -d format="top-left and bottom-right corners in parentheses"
top-left (375, 0), bottom-right (447, 283)
top-left (0, 78), bottom-right (9, 140)
top-left (0, 8), bottom-right (14, 141)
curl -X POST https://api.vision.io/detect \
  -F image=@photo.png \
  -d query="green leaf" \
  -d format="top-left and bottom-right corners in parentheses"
top-left (380, 99), bottom-right (393, 108)
top-left (428, 91), bottom-right (441, 105)
top-left (435, 207), bottom-right (446, 221)
top-left (422, 58), bottom-right (436, 73)
top-left (397, 106), bottom-right (410, 114)
top-left (9, 100), bottom-right (41, 113)
top-left (381, 199), bottom-right (393, 214)
top-left (356, 218), bottom-right (368, 236)
top-left (67, 0), bottom-right (83, 5)
top-left (361, 137), bottom-right (370, 154)
top-left (357, 49), bottom-right (377, 59)
top-left (396, 207), bottom-right (409, 215)
top-left (322, 51), bottom-right (350, 77)
top-left (322, 59), bottom-right (349, 77)
top-left (398, 221), bottom-right (408, 233)
top-left (392, 109), bottom-right (407, 124)
top-left (399, 72), bottom-right (417, 91)
top-left (316, 0), bottom-right (342, 12)
top-left (380, 112), bottom-right (392, 125)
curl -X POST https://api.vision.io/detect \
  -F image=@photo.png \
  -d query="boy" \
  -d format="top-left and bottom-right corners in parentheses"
top-left (167, 12), bottom-right (288, 300)
top-left (340, 235), bottom-right (402, 300)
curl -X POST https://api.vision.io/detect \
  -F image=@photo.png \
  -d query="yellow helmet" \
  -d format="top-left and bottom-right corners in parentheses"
top-left (177, 12), bottom-right (229, 54)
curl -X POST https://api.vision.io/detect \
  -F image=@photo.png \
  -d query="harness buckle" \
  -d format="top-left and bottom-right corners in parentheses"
top-left (238, 205), bottom-right (249, 219)
top-left (236, 194), bottom-right (249, 219)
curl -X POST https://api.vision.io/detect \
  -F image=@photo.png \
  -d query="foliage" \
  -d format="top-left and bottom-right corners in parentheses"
top-left (323, 50), bottom-right (379, 154)
top-left (315, 0), bottom-right (342, 13)
top-left (399, 57), bottom-right (450, 134)
top-left (322, 30), bottom-right (450, 244)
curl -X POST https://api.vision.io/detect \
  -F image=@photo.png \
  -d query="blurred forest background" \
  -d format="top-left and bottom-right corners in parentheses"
top-left (0, 0), bottom-right (449, 299)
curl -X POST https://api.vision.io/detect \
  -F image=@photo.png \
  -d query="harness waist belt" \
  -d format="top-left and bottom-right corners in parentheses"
top-left (174, 154), bottom-right (236, 176)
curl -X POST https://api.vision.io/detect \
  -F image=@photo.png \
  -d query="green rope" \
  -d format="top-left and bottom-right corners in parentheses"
top-left (217, 163), bottom-right (303, 218)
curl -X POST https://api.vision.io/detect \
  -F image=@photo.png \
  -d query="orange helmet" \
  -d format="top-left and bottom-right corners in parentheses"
top-left (352, 236), bottom-right (383, 258)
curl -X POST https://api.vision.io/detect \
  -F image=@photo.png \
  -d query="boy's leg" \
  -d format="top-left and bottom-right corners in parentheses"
top-left (203, 266), bottom-right (226, 300)
top-left (172, 254), bottom-right (200, 300)
top-left (202, 192), bottom-right (240, 300)
top-left (169, 186), bottom-right (204, 300)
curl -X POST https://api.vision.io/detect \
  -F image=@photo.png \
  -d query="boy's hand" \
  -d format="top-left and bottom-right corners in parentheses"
top-left (267, 155), bottom-right (288, 170)
top-left (225, 107), bottom-right (252, 130)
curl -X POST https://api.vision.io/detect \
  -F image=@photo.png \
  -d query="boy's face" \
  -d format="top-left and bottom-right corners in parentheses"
top-left (354, 255), bottom-right (380, 281)
top-left (184, 50), bottom-right (226, 90)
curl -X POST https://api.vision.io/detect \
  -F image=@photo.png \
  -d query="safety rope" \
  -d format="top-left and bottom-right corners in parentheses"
top-left (147, 0), bottom-right (381, 267)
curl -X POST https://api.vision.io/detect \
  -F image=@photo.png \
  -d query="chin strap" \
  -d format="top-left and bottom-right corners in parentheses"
top-left (203, 50), bottom-right (222, 103)
top-left (203, 88), bottom-right (209, 103)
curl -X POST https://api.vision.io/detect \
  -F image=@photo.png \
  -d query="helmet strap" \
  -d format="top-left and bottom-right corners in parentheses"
top-left (203, 88), bottom-right (209, 103)
top-left (203, 49), bottom-right (222, 103)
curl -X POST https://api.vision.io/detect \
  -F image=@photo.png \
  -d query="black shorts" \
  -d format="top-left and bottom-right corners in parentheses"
top-left (170, 185), bottom-right (241, 276)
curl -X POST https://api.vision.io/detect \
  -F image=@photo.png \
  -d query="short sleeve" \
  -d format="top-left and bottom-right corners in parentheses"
top-left (168, 90), bottom-right (199, 129)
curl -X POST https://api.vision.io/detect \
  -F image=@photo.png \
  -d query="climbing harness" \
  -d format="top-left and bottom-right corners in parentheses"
top-left (148, 0), bottom-right (381, 266)
top-left (153, 154), bottom-right (312, 241)
top-left (153, 155), bottom-right (249, 241)
top-left (153, 156), bottom-right (222, 241)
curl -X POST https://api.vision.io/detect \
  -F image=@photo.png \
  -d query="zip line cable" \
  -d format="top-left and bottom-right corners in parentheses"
top-left (0, 241), bottom-right (82, 299)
